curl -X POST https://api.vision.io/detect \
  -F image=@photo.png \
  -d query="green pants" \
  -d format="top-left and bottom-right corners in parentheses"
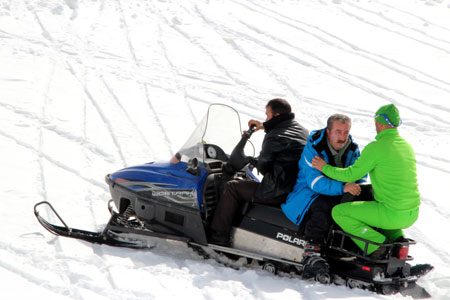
top-left (332, 201), bottom-right (419, 254)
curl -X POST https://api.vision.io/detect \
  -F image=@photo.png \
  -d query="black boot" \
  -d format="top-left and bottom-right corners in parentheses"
top-left (207, 229), bottom-right (230, 247)
top-left (369, 245), bottom-right (388, 260)
top-left (369, 238), bottom-right (390, 260)
top-left (302, 241), bottom-right (329, 280)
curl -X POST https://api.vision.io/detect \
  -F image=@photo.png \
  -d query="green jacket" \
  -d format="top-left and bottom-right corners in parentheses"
top-left (322, 129), bottom-right (420, 212)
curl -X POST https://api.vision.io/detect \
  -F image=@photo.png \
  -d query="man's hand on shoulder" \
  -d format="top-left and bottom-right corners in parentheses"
top-left (312, 155), bottom-right (326, 171)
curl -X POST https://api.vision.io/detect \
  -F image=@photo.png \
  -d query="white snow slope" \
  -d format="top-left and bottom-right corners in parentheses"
top-left (1, 0), bottom-right (450, 299)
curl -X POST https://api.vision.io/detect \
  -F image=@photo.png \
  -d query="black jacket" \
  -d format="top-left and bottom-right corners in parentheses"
top-left (253, 113), bottom-right (309, 202)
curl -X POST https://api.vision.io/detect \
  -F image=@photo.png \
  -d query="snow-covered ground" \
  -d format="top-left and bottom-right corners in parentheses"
top-left (1, 0), bottom-right (450, 299)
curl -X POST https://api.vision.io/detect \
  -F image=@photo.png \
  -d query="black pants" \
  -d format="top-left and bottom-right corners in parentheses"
top-left (210, 180), bottom-right (284, 234)
top-left (302, 194), bottom-right (341, 244)
top-left (302, 184), bottom-right (374, 244)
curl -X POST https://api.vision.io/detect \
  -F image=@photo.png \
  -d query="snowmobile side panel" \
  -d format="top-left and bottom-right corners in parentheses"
top-left (108, 161), bottom-right (209, 211)
top-left (106, 175), bottom-right (208, 245)
top-left (231, 227), bottom-right (304, 262)
top-left (238, 216), bottom-right (305, 249)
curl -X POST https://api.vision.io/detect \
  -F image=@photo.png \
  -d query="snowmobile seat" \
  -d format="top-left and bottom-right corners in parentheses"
top-left (246, 203), bottom-right (298, 232)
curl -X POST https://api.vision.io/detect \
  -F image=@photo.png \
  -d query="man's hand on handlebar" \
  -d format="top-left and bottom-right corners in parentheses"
top-left (248, 120), bottom-right (264, 131)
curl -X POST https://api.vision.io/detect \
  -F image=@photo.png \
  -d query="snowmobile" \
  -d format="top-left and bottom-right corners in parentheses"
top-left (34, 104), bottom-right (433, 298)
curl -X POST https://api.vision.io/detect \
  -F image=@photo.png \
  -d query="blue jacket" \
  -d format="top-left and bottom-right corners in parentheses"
top-left (281, 128), bottom-right (365, 225)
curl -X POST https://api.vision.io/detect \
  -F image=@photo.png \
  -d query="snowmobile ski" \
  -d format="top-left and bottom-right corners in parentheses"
top-left (34, 201), bottom-right (188, 249)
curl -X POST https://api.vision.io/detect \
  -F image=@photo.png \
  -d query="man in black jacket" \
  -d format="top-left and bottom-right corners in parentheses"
top-left (208, 99), bottom-right (309, 246)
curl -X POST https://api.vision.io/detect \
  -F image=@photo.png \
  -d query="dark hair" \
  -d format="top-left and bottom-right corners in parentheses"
top-left (266, 98), bottom-right (292, 115)
top-left (327, 114), bottom-right (351, 130)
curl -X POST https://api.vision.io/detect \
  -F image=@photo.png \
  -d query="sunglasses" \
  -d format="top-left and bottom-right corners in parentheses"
top-left (375, 113), bottom-right (402, 128)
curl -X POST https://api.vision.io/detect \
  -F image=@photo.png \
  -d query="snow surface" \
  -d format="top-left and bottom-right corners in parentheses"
top-left (1, 0), bottom-right (450, 299)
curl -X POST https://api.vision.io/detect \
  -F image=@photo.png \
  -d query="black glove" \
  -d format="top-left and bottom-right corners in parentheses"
top-left (248, 157), bottom-right (258, 167)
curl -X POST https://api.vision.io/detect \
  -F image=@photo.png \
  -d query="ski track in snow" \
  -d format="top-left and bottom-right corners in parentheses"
top-left (150, 2), bottom-right (265, 111)
top-left (67, 60), bottom-right (129, 167)
top-left (116, 0), bottom-right (175, 157)
top-left (191, 5), bottom-right (303, 112)
top-left (2, 0), bottom-right (450, 299)
top-left (149, 5), bottom-right (199, 125)
top-left (100, 76), bottom-right (153, 151)
top-left (230, 4), bottom-right (450, 126)
top-left (346, 1), bottom-right (450, 46)
top-left (243, 0), bottom-right (450, 99)
top-left (327, 0), bottom-right (450, 55)
top-left (373, 0), bottom-right (450, 35)
top-left (193, 0), bottom-right (450, 132)
top-left (0, 128), bottom-right (107, 191)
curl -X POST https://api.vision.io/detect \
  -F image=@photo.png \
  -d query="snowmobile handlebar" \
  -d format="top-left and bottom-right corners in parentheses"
top-left (224, 124), bottom-right (257, 174)
top-left (243, 124), bottom-right (257, 138)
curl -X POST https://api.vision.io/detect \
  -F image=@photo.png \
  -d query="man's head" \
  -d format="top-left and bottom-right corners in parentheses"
top-left (326, 114), bottom-right (352, 151)
top-left (265, 98), bottom-right (291, 121)
top-left (374, 104), bottom-right (401, 133)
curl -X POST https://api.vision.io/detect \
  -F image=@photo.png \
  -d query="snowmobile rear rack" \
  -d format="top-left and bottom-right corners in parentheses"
top-left (329, 229), bottom-right (415, 263)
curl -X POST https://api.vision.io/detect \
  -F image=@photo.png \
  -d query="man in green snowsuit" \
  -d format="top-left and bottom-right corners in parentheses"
top-left (311, 104), bottom-right (420, 256)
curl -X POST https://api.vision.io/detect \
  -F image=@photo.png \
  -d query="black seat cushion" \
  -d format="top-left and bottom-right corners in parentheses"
top-left (246, 203), bottom-right (298, 232)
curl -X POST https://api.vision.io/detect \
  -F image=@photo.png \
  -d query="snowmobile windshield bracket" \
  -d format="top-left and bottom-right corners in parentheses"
top-left (186, 157), bottom-right (200, 176)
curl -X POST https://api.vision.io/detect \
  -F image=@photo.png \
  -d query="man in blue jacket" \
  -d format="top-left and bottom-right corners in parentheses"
top-left (282, 114), bottom-right (366, 256)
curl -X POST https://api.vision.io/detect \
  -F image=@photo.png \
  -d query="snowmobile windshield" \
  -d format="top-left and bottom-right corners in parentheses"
top-left (172, 104), bottom-right (245, 164)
